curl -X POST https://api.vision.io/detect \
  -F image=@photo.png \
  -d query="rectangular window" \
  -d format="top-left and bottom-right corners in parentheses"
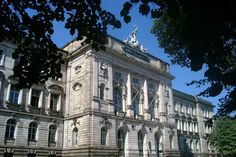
top-left (50, 94), bottom-right (59, 110)
top-left (114, 71), bottom-right (122, 80)
top-left (132, 78), bottom-right (140, 87)
top-left (9, 85), bottom-right (20, 104)
top-left (31, 89), bottom-right (40, 108)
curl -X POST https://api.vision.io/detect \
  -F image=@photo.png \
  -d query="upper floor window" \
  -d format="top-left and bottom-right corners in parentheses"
top-left (132, 78), bottom-right (140, 88)
top-left (113, 86), bottom-right (122, 113)
top-left (113, 72), bottom-right (122, 81)
top-left (148, 96), bottom-right (155, 119)
top-left (31, 89), bottom-right (40, 108)
top-left (132, 90), bottom-right (140, 117)
top-left (9, 84), bottom-right (20, 104)
top-left (28, 122), bottom-right (37, 141)
top-left (72, 127), bottom-right (78, 146)
top-left (99, 83), bottom-right (105, 100)
top-left (101, 127), bottom-right (107, 145)
top-left (5, 119), bottom-right (16, 139)
top-left (50, 93), bottom-right (59, 110)
top-left (48, 125), bottom-right (57, 143)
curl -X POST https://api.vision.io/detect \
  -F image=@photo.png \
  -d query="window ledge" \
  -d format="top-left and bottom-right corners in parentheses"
top-left (48, 142), bottom-right (56, 147)
top-left (28, 140), bottom-right (37, 146)
top-left (4, 138), bottom-right (15, 145)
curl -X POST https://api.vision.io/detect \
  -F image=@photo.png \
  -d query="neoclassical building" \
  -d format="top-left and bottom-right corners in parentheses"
top-left (0, 29), bottom-right (216, 157)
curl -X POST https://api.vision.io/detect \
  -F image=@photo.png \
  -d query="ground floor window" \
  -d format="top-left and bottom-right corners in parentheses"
top-left (118, 129), bottom-right (125, 156)
top-left (138, 131), bottom-right (144, 157)
top-left (4, 152), bottom-right (13, 157)
top-left (28, 153), bottom-right (36, 157)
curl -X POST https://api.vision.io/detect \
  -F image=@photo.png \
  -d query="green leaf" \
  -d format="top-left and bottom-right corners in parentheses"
top-left (124, 15), bottom-right (131, 23)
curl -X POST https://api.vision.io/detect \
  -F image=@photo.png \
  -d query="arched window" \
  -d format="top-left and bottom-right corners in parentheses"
top-left (28, 122), bottom-right (37, 141)
top-left (196, 139), bottom-right (199, 151)
top-left (169, 135), bottom-right (173, 149)
top-left (138, 131), bottom-right (144, 157)
top-left (190, 139), bottom-right (193, 150)
top-left (99, 83), bottom-right (105, 100)
top-left (155, 132), bottom-right (163, 157)
top-left (48, 125), bottom-right (57, 143)
top-left (113, 87), bottom-right (122, 113)
top-left (132, 90), bottom-right (140, 117)
top-left (5, 119), bottom-right (16, 139)
top-left (101, 127), bottom-right (107, 145)
top-left (118, 129), bottom-right (125, 156)
top-left (72, 127), bottom-right (78, 146)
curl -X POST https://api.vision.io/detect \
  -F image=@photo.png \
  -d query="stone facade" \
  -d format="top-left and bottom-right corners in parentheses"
top-left (0, 33), bottom-right (216, 157)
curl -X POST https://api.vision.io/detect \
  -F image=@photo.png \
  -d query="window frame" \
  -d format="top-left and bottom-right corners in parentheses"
top-left (31, 89), bottom-right (41, 108)
top-left (113, 86), bottom-right (123, 113)
top-left (50, 93), bottom-right (59, 111)
top-left (5, 119), bottom-right (16, 139)
top-left (28, 122), bottom-right (38, 141)
top-left (9, 84), bottom-right (20, 104)
top-left (138, 131), bottom-right (144, 157)
top-left (72, 127), bottom-right (78, 146)
top-left (101, 127), bottom-right (107, 145)
top-left (48, 125), bottom-right (57, 143)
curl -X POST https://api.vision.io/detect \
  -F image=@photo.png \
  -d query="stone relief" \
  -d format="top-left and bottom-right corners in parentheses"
top-left (74, 65), bottom-right (82, 74)
top-left (100, 62), bottom-right (108, 77)
top-left (72, 82), bottom-right (82, 91)
top-left (71, 118), bottom-right (80, 127)
top-left (99, 118), bottom-right (112, 129)
top-left (164, 85), bottom-right (169, 98)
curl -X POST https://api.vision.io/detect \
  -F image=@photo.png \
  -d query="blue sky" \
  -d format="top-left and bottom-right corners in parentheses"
top-left (51, 1), bottom-right (225, 113)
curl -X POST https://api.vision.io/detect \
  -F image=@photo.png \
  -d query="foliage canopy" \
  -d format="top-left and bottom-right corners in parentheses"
top-left (210, 117), bottom-right (236, 156)
top-left (1, 0), bottom-right (235, 115)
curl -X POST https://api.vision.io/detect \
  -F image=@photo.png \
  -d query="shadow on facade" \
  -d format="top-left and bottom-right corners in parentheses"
top-left (179, 136), bottom-right (194, 157)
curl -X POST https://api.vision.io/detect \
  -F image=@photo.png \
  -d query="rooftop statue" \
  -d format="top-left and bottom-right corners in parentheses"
top-left (123, 26), bottom-right (148, 53)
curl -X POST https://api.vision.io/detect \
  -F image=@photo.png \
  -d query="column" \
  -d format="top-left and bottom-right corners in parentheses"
top-left (143, 79), bottom-right (150, 120)
top-left (6, 83), bottom-right (11, 102)
top-left (57, 94), bottom-right (61, 111)
top-left (48, 92), bottom-right (51, 110)
top-left (126, 73), bottom-right (133, 117)
top-left (107, 64), bottom-right (114, 113)
top-left (28, 88), bottom-right (32, 105)
top-left (38, 91), bottom-right (43, 108)
top-left (122, 85), bottom-right (127, 113)
top-left (158, 82), bottom-right (166, 122)
top-left (17, 89), bottom-right (23, 104)
top-left (168, 87), bottom-right (175, 123)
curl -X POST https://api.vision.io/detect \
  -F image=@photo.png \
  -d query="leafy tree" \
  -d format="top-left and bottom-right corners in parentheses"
top-left (0, 0), bottom-right (120, 88)
top-left (120, 0), bottom-right (236, 115)
top-left (210, 116), bottom-right (236, 156)
top-left (1, 0), bottom-right (235, 115)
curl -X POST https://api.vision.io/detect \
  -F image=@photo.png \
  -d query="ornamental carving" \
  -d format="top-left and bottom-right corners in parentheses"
top-left (72, 82), bottom-right (82, 91)
top-left (99, 118), bottom-right (112, 129)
